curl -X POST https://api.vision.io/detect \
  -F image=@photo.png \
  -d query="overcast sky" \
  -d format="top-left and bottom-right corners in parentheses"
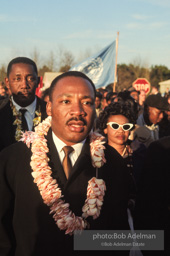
top-left (0, 0), bottom-right (170, 70)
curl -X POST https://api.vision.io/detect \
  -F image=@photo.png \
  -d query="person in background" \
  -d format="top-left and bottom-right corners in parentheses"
top-left (95, 91), bottom-right (103, 117)
top-left (163, 87), bottom-right (169, 98)
top-left (114, 90), bottom-right (140, 122)
top-left (97, 101), bottom-right (138, 228)
top-left (150, 85), bottom-right (161, 96)
top-left (0, 57), bottom-right (47, 151)
top-left (97, 101), bottom-right (135, 170)
top-left (128, 87), bottom-right (140, 103)
top-left (101, 89), bottom-right (108, 109)
top-left (164, 94), bottom-right (170, 121)
top-left (138, 89), bottom-right (146, 115)
top-left (134, 136), bottom-right (170, 256)
top-left (0, 81), bottom-right (8, 100)
top-left (136, 94), bottom-right (169, 143)
top-left (106, 92), bottom-right (147, 189)
top-left (166, 93), bottom-right (170, 104)
top-left (41, 87), bottom-right (50, 102)
top-left (158, 96), bottom-right (170, 138)
top-left (106, 91), bottom-right (117, 106)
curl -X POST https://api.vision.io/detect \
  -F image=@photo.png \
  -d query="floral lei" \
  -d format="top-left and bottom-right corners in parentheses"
top-left (10, 97), bottom-right (41, 141)
top-left (21, 116), bottom-right (106, 235)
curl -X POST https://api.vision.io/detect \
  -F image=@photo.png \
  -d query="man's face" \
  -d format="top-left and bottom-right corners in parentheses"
top-left (102, 91), bottom-right (108, 109)
top-left (139, 90), bottom-right (146, 103)
top-left (148, 106), bottom-right (164, 124)
top-left (46, 76), bottom-right (96, 145)
top-left (5, 63), bottom-right (39, 107)
top-left (95, 97), bottom-right (101, 109)
top-left (130, 91), bottom-right (139, 102)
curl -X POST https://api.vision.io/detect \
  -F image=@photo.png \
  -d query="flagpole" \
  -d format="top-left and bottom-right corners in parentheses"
top-left (113, 32), bottom-right (119, 92)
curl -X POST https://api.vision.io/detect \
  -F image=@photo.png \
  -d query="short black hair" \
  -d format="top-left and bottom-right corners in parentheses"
top-left (116, 90), bottom-right (140, 121)
top-left (7, 57), bottom-right (38, 77)
top-left (96, 91), bottom-right (103, 100)
top-left (97, 101), bottom-right (136, 136)
top-left (144, 94), bottom-right (169, 111)
top-left (49, 71), bottom-right (96, 101)
top-left (106, 91), bottom-right (117, 102)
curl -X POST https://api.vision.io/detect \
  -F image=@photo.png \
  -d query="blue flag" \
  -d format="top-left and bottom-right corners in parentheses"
top-left (70, 41), bottom-right (116, 89)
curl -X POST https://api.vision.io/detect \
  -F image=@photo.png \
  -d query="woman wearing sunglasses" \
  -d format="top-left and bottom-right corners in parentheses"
top-left (97, 101), bottom-right (137, 218)
top-left (97, 101), bottom-right (136, 158)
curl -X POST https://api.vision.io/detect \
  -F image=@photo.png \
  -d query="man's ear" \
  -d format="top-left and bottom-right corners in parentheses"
top-left (104, 127), bottom-right (108, 135)
top-left (5, 77), bottom-right (10, 89)
top-left (46, 101), bottom-right (52, 116)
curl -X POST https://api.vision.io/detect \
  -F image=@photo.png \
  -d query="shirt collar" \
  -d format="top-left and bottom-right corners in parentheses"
top-left (11, 96), bottom-right (37, 115)
top-left (52, 131), bottom-right (85, 156)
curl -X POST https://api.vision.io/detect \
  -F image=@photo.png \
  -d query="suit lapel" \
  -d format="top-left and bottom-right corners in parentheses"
top-left (46, 129), bottom-right (67, 191)
top-left (65, 137), bottom-right (92, 189)
top-left (31, 97), bottom-right (47, 131)
top-left (46, 130), bottom-right (93, 191)
top-left (36, 97), bottom-right (47, 120)
top-left (3, 100), bottom-right (16, 144)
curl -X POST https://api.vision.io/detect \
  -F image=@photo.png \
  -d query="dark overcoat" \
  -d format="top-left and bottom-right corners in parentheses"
top-left (0, 130), bottom-right (131, 256)
top-left (134, 136), bottom-right (170, 256)
top-left (0, 97), bottom-right (47, 152)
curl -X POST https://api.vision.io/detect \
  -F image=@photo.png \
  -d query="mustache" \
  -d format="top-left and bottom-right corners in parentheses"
top-left (66, 117), bottom-right (87, 126)
top-left (17, 91), bottom-right (31, 96)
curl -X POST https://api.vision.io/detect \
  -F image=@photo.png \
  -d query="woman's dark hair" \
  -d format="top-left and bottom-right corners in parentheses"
top-left (106, 91), bottom-right (117, 102)
top-left (97, 101), bottom-right (136, 136)
top-left (115, 90), bottom-right (140, 121)
top-left (96, 91), bottom-right (103, 100)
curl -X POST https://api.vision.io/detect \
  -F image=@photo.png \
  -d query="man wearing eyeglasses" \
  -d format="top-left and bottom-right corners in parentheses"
top-left (0, 57), bottom-right (47, 151)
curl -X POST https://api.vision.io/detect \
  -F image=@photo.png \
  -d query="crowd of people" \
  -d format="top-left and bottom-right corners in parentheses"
top-left (0, 56), bottom-right (169, 256)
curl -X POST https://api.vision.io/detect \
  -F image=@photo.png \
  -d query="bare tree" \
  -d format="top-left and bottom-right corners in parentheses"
top-left (0, 64), bottom-right (7, 81)
top-left (77, 48), bottom-right (93, 63)
top-left (131, 56), bottom-right (150, 79)
top-left (47, 51), bottom-right (55, 71)
top-left (56, 46), bottom-right (75, 72)
top-left (30, 48), bottom-right (41, 67)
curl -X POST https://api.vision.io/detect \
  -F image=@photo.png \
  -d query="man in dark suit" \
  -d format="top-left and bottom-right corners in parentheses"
top-left (0, 71), bottom-right (131, 256)
top-left (0, 57), bottom-right (47, 151)
top-left (134, 136), bottom-right (170, 256)
top-left (136, 94), bottom-right (170, 144)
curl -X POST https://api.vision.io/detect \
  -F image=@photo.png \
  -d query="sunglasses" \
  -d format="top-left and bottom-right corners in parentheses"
top-left (107, 122), bottom-right (134, 131)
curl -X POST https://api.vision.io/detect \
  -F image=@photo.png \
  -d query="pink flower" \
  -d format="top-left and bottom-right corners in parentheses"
top-left (90, 132), bottom-right (106, 168)
top-left (22, 117), bottom-right (107, 235)
top-left (20, 131), bottom-right (38, 148)
top-left (82, 177), bottom-right (106, 220)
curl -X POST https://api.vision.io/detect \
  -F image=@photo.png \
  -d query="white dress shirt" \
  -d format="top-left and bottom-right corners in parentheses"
top-left (52, 132), bottom-right (85, 167)
top-left (12, 97), bottom-right (37, 131)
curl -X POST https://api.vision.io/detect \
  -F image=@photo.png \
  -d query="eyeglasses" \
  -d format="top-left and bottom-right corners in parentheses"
top-left (107, 122), bottom-right (134, 131)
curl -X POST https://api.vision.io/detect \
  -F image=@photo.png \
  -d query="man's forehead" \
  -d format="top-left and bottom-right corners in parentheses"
top-left (54, 78), bottom-right (94, 92)
top-left (56, 92), bottom-right (93, 98)
top-left (11, 63), bottom-right (35, 72)
top-left (149, 106), bottom-right (162, 112)
top-left (56, 76), bottom-right (92, 86)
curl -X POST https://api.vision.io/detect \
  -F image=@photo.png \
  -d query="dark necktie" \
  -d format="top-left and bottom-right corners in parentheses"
top-left (19, 108), bottom-right (28, 131)
top-left (62, 146), bottom-right (74, 179)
